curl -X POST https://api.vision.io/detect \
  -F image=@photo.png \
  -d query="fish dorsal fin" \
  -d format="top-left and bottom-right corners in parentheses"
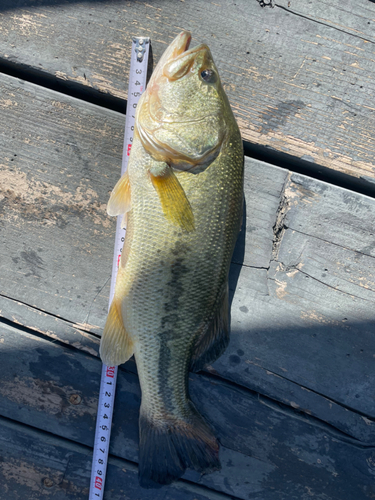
top-left (99, 299), bottom-right (134, 366)
top-left (190, 283), bottom-right (229, 372)
top-left (107, 171), bottom-right (131, 217)
top-left (149, 163), bottom-right (195, 232)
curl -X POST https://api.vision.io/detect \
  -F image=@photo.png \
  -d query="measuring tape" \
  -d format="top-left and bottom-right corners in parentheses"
top-left (89, 36), bottom-right (150, 500)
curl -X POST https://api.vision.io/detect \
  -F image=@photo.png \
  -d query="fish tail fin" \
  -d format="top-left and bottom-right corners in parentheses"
top-left (138, 403), bottom-right (220, 488)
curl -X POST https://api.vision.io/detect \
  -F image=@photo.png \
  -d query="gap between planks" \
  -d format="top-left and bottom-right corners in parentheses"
top-left (0, 58), bottom-right (374, 199)
top-left (0, 414), bottom-right (239, 500)
top-left (1, 311), bottom-right (373, 446)
top-left (274, 3), bottom-right (375, 44)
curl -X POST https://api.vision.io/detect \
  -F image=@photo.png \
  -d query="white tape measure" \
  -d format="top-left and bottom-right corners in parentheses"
top-left (89, 36), bottom-right (150, 500)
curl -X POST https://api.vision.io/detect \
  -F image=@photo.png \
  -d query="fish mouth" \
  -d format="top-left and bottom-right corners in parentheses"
top-left (137, 31), bottom-right (223, 170)
top-left (166, 31), bottom-right (210, 73)
top-left (173, 31), bottom-right (192, 57)
top-left (148, 31), bottom-right (210, 87)
top-left (147, 31), bottom-right (192, 87)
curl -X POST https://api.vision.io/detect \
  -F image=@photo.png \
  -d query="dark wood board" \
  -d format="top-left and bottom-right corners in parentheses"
top-left (1, 0), bottom-right (375, 182)
top-left (0, 417), bottom-right (227, 500)
top-left (1, 73), bottom-right (375, 446)
top-left (1, 324), bottom-right (374, 500)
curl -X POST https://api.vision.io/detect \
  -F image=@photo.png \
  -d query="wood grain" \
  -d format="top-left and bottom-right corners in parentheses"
top-left (0, 73), bottom-right (121, 334)
top-left (0, 416), bottom-right (224, 500)
top-left (1, 324), bottom-right (374, 499)
top-left (277, 0), bottom-right (375, 43)
top-left (1, 72), bottom-right (375, 446)
top-left (0, 71), bottom-right (278, 331)
top-left (0, 0), bottom-right (374, 181)
top-left (223, 170), bottom-right (375, 438)
top-left (2, 3), bottom-right (375, 498)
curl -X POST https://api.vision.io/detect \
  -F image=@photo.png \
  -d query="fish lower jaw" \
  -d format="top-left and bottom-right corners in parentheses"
top-left (136, 121), bottom-right (222, 171)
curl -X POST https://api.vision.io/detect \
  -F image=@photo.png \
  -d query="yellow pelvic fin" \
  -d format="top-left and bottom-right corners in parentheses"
top-left (99, 300), bottom-right (133, 366)
top-left (107, 171), bottom-right (131, 217)
top-left (149, 163), bottom-right (195, 232)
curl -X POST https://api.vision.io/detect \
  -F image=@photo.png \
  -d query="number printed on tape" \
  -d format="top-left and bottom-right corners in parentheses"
top-left (89, 36), bottom-right (150, 500)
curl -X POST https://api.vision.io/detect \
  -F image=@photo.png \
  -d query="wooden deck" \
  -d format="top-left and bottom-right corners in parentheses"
top-left (0, 1), bottom-right (375, 498)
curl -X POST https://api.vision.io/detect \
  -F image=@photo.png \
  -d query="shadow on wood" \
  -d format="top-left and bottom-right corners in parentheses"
top-left (0, 321), bottom-right (374, 499)
top-left (230, 197), bottom-right (247, 307)
top-left (0, 0), bottom-right (123, 12)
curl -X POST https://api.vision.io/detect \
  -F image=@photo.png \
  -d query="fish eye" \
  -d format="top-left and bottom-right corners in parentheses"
top-left (200, 69), bottom-right (216, 83)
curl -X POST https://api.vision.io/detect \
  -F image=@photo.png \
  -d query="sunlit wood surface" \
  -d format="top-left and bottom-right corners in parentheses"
top-left (0, 1), bottom-right (374, 499)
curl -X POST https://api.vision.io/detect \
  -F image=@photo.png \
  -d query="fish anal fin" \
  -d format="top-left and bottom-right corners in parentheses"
top-left (149, 164), bottom-right (195, 232)
top-left (190, 284), bottom-right (229, 372)
top-left (107, 170), bottom-right (131, 217)
top-left (99, 299), bottom-right (133, 366)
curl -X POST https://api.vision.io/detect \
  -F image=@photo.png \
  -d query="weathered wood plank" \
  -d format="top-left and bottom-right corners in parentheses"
top-left (0, 417), bottom-right (225, 500)
top-left (0, 71), bottom-right (277, 326)
top-left (1, 324), bottom-right (374, 499)
top-left (0, 74), bottom-right (120, 334)
top-left (1, 72), bottom-right (375, 443)
top-left (0, 295), bottom-right (100, 356)
top-left (277, 0), bottom-right (375, 43)
top-left (0, 0), bottom-right (375, 181)
top-left (221, 172), bottom-right (375, 432)
top-left (0, 325), bottom-right (248, 499)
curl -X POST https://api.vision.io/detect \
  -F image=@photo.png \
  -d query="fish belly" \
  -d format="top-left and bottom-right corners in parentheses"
top-left (115, 132), bottom-right (243, 486)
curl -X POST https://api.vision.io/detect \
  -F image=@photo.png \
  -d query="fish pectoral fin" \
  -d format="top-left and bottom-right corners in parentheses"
top-left (107, 170), bottom-right (131, 216)
top-left (99, 299), bottom-right (134, 366)
top-left (149, 163), bottom-right (195, 232)
top-left (190, 283), bottom-right (229, 372)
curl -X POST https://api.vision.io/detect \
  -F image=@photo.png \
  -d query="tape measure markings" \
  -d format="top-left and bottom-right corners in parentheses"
top-left (89, 36), bottom-right (150, 500)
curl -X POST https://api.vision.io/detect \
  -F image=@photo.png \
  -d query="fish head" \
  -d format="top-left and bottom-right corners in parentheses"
top-left (136, 31), bottom-right (233, 171)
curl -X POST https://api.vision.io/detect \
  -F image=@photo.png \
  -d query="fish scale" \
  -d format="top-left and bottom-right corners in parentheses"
top-left (122, 132), bottom-right (242, 435)
top-left (100, 31), bottom-right (244, 487)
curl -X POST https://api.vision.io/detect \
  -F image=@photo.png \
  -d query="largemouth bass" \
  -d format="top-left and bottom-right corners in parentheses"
top-left (100, 31), bottom-right (244, 487)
